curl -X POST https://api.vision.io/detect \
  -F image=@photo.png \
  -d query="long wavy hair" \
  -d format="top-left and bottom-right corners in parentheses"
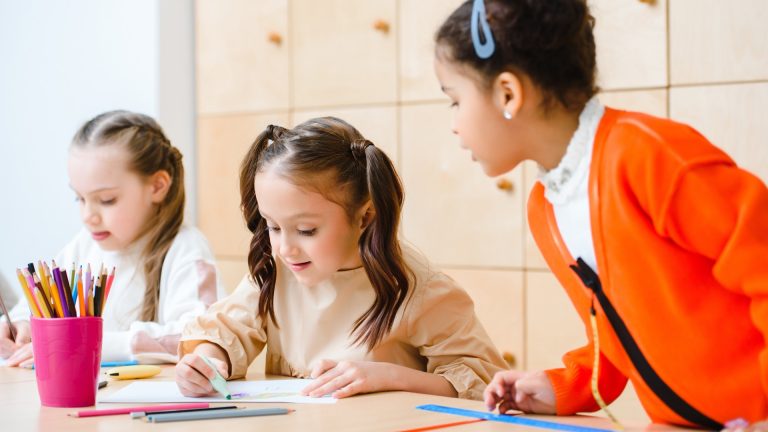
top-left (72, 110), bottom-right (185, 321)
top-left (239, 117), bottom-right (413, 350)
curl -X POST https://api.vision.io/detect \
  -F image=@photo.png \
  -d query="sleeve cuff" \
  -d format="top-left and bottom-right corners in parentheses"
top-left (435, 364), bottom-right (486, 401)
top-left (101, 330), bottom-right (134, 363)
top-left (179, 336), bottom-right (248, 379)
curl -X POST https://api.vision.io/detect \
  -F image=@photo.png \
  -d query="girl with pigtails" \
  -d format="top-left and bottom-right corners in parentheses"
top-left (175, 117), bottom-right (506, 400)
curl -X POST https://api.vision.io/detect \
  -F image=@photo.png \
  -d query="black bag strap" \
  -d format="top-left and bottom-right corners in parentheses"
top-left (570, 258), bottom-right (721, 430)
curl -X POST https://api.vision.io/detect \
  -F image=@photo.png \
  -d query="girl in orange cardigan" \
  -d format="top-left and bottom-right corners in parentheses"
top-left (433, 0), bottom-right (768, 428)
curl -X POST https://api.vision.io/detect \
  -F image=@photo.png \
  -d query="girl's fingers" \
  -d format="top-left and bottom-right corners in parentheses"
top-left (332, 379), bottom-right (364, 399)
top-left (176, 357), bottom-right (213, 393)
top-left (498, 399), bottom-right (520, 414)
top-left (309, 372), bottom-right (354, 398)
top-left (6, 343), bottom-right (32, 366)
top-left (309, 359), bottom-right (337, 379)
top-left (0, 339), bottom-right (15, 359)
top-left (302, 364), bottom-right (342, 395)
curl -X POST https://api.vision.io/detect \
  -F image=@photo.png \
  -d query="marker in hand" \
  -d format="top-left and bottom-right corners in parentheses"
top-left (199, 354), bottom-right (231, 399)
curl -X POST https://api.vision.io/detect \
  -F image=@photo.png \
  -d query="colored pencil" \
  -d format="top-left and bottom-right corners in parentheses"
top-left (68, 403), bottom-right (211, 418)
top-left (31, 273), bottom-right (49, 313)
top-left (37, 260), bottom-right (52, 301)
top-left (33, 288), bottom-right (52, 318)
top-left (103, 266), bottom-right (116, 307)
top-left (18, 269), bottom-right (42, 318)
top-left (48, 274), bottom-right (63, 318)
top-left (131, 405), bottom-right (238, 419)
top-left (77, 266), bottom-right (85, 317)
top-left (146, 407), bottom-right (292, 423)
top-left (52, 266), bottom-right (71, 317)
top-left (59, 266), bottom-right (77, 318)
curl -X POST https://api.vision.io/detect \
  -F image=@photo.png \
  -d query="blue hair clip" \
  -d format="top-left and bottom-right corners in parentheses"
top-left (471, 0), bottom-right (495, 59)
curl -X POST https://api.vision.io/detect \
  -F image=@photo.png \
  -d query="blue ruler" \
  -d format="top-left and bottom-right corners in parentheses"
top-left (416, 405), bottom-right (614, 432)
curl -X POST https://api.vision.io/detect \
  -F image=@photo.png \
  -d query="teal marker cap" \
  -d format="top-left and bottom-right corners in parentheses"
top-left (199, 354), bottom-right (231, 400)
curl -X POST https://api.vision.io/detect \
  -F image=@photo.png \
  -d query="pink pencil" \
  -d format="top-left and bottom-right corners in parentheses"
top-left (68, 402), bottom-right (210, 418)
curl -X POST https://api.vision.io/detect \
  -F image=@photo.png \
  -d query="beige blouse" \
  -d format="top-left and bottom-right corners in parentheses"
top-left (179, 246), bottom-right (507, 400)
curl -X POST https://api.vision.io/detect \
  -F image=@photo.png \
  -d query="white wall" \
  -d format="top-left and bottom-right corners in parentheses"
top-left (0, 0), bottom-right (195, 305)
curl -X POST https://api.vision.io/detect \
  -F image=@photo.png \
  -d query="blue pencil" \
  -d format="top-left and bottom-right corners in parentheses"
top-left (26, 359), bottom-right (140, 370)
top-left (100, 360), bottom-right (139, 368)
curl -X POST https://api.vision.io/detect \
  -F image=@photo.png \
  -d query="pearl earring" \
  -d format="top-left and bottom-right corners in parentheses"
top-left (503, 111), bottom-right (512, 120)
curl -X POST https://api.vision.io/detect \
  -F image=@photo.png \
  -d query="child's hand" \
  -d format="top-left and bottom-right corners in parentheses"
top-left (484, 370), bottom-right (556, 415)
top-left (301, 359), bottom-right (395, 399)
top-left (5, 342), bottom-right (33, 367)
top-left (1, 320), bottom-right (31, 360)
top-left (175, 349), bottom-right (230, 397)
top-left (722, 418), bottom-right (768, 432)
top-left (0, 322), bottom-right (15, 359)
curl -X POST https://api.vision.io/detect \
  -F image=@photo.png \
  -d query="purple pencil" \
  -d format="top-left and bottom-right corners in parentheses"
top-left (52, 266), bottom-right (71, 317)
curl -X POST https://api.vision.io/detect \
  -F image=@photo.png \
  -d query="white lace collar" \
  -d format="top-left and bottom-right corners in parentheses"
top-left (538, 97), bottom-right (604, 204)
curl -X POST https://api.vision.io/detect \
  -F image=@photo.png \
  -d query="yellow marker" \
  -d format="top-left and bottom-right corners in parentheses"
top-left (106, 365), bottom-right (162, 380)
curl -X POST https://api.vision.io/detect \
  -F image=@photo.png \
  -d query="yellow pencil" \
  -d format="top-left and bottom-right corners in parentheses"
top-left (34, 288), bottom-right (52, 318)
top-left (48, 275), bottom-right (63, 318)
top-left (37, 260), bottom-right (52, 301)
top-left (88, 286), bottom-right (94, 317)
top-left (16, 269), bottom-right (42, 318)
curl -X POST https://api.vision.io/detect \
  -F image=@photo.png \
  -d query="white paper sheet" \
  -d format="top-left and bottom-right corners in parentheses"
top-left (100, 379), bottom-right (337, 404)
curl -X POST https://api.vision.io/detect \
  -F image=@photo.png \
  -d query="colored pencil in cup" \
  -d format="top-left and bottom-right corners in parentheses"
top-left (103, 266), bottom-right (115, 308)
top-left (37, 260), bottom-right (52, 302)
top-left (16, 269), bottom-right (42, 318)
top-left (33, 288), bottom-right (52, 318)
top-left (77, 266), bottom-right (85, 317)
top-left (59, 266), bottom-right (76, 318)
top-left (47, 273), bottom-right (63, 318)
top-left (52, 266), bottom-right (71, 317)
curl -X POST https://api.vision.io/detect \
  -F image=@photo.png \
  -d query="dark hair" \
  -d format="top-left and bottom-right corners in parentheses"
top-left (435, 0), bottom-right (598, 111)
top-left (239, 117), bottom-right (413, 350)
top-left (72, 110), bottom-right (185, 322)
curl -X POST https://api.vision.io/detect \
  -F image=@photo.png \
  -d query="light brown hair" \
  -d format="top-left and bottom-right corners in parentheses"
top-left (239, 117), bottom-right (413, 350)
top-left (72, 110), bottom-right (185, 321)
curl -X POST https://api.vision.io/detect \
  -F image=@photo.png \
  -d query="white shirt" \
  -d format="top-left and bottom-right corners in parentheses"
top-left (538, 97), bottom-right (604, 272)
top-left (11, 225), bottom-right (224, 362)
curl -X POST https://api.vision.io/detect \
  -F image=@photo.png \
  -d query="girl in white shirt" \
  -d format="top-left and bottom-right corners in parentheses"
top-left (0, 110), bottom-right (223, 365)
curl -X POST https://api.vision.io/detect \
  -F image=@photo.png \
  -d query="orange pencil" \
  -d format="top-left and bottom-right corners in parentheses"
top-left (17, 269), bottom-right (42, 318)
top-left (48, 274), bottom-right (63, 318)
top-left (77, 266), bottom-right (86, 317)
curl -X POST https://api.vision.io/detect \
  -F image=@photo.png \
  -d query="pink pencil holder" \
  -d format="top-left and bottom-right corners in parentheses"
top-left (30, 316), bottom-right (103, 407)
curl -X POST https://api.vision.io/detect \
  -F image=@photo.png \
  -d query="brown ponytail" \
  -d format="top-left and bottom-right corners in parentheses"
top-left (239, 117), bottom-right (413, 350)
top-left (72, 110), bottom-right (185, 321)
top-left (350, 141), bottom-right (411, 349)
top-left (239, 125), bottom-right (288, 326)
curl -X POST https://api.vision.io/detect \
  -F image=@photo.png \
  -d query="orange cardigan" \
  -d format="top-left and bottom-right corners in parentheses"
top-left (528, 108), bottom-right (768, 426)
